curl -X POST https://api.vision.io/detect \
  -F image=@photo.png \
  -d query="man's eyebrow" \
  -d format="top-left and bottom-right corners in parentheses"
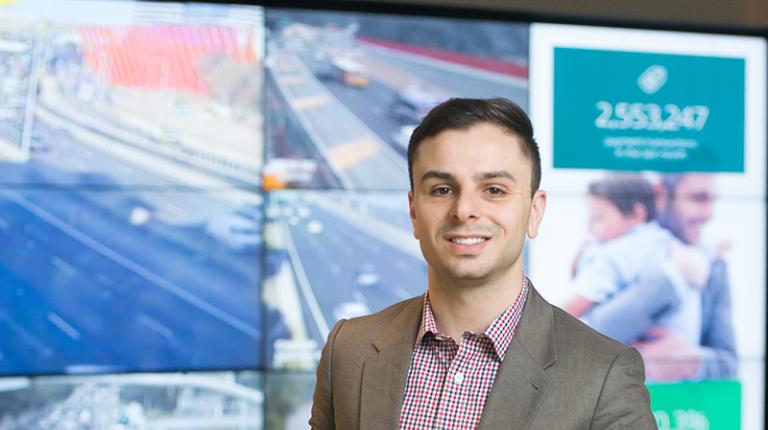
top-left (476, 171), bottom-right (516, 182)
top-left (420, 170), bottom-right (454, 183)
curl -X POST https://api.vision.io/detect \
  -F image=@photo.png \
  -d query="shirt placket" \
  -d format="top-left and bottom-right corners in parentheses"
top-left (434, 334), bottom-right (476, 430)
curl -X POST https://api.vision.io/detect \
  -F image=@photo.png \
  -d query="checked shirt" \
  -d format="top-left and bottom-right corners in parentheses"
top-left (399, 278), bottom-right (529, 429)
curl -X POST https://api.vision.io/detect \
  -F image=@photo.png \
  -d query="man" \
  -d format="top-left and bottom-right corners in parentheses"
top-left (582, 174), bottom-right (737, 380)
top-left (310, 98), bottom-right (656, 429)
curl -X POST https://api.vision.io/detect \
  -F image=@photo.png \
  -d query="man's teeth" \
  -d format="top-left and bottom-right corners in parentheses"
top-left (451, 237), bottom-right (487, 245)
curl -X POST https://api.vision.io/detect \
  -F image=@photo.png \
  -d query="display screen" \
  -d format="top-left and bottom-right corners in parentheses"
top-left (529, 23), bottom-right (766, 429)
top-left (0, 371), bottom-right (265, 429)
top-left (263, 8), bottom-right (528, 190)
top-left (1, 1), bottom-right (765, 429)
top-left (0, 0), bottom-right (266, 374)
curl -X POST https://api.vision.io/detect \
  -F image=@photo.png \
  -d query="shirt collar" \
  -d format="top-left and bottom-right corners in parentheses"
top-left (416, 276), bottom-right (530, 361)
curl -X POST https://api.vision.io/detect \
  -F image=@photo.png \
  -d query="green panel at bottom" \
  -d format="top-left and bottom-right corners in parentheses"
top-left (648, 381), bottom-right (741, 430)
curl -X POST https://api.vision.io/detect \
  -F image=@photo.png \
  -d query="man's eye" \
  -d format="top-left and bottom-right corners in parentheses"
top-left (431, 186), bottom-right (453, 196)
top-left (486, 186), bottom-right (506, 196)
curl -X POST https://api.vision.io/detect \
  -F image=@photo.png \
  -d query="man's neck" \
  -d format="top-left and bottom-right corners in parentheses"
top-left (426, 268), bottom-right (524, 343)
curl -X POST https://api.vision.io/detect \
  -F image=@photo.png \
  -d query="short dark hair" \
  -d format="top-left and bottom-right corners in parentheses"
top-left (407, 97), bottom-right (541, 196)
top-left (588, 175), bottom-right (656, 221)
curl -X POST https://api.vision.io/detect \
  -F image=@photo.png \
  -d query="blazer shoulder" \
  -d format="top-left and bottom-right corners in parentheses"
top-left (524, 284), bottom-right (630, 364)
top-left (551, 304), bottom-right (634, 363)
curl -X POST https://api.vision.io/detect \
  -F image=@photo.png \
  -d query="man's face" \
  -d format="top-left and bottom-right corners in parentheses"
top-left (408, 122), bottom-right (546, 285)
top-left (663, 174), bottom-right (715, 245)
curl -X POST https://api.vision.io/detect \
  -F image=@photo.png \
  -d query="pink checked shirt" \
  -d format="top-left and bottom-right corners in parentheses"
top-left (399, 278), bottom-right (529, 429)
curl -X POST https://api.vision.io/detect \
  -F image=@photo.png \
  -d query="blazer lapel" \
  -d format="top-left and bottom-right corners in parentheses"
top-left (360, 297), bottom-right (423, 430)
top-left (479, 284), bottom-right (556, 430)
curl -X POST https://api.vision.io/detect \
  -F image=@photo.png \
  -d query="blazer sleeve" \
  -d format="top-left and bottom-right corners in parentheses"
top-left (590, 347), bottom-right (658, 430)
top-left (309, 319), bottom-right (346, 430)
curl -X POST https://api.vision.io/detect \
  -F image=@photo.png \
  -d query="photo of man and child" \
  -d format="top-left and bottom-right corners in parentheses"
top-left (545, 173), bottom-right (738, 382)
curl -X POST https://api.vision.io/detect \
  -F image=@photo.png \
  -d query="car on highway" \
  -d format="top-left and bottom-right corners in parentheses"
top-left (332, 57), bottom-right (369, 88)
top-left (391, 124), bottom-right (416, 151)
top-left (0, 107), bottom-right (18, 120)
top-left (304, 51), bottom-right (335, 80)
top-left (29, 132), bottom-right (50, 153)
top-left (355, 263), bottom-right (381, 287)
top-left (389, 84), bottom-right (447, 124)
top-left (306, 219), bottom-right (324, 234)
top-left (334, 301), bottom-right (370, 321)
top-left (205, 214), bottom-right (261, 253)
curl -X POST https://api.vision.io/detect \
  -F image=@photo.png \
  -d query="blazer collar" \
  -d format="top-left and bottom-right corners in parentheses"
top-left (359, 283), bottom-right (557, 430)
top-left (478, 281), bottom-right (556, 430)
top-left (360, 296), bottom-right (423, 430)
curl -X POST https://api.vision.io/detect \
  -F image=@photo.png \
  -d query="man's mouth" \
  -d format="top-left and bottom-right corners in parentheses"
top-left (449, 237), bottom-right (489, 245)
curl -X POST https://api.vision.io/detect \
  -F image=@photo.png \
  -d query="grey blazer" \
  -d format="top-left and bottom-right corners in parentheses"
top-left (310, 284), bottom-right (658, 429)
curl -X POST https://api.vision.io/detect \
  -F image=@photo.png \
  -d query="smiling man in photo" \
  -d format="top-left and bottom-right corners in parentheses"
top-left (310, 98), bottom-right (657, 430)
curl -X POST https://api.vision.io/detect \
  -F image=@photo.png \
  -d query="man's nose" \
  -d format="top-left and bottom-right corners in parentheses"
top-left (453, 191), bottom-right (481, 222)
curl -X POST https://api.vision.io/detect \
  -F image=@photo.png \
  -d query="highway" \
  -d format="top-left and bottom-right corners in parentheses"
top-left (360, 42), bottom-right (528, 109)
top-left (0, 186), bottom-right (263, 374)
top-left (1, 72), bottom-right (265, 376)
top-left (0, 372), bottom-right (263, 429)
top-left (266, 27), bottom-right (529, 191)
top-left (268, 49), bottom-right (410, 190)
top-left (267, 193), bottom-right (426, 352)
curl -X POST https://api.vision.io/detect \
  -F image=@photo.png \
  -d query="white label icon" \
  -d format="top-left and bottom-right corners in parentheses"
top-left (637, 65), bottom-right (668, 95)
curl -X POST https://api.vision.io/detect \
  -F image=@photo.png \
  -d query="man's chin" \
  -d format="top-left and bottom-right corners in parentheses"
top-left (683, 229), bottom-right (701, 245)
top-left (443, 266), bottom-right (492, 282)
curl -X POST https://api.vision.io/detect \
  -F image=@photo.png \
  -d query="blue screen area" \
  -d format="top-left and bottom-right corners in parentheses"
top-left (0, 0), bottom-right (266, 375)
top-left (0, 189), bottom-right (264, 374)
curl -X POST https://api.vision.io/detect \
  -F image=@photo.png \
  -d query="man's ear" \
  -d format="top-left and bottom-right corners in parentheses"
top-left (527, 189), bottom-right (547, 239)
top-left (408, 191), bottom-right (419, 240)
top-left (632, 202), bottom-right (649, 223)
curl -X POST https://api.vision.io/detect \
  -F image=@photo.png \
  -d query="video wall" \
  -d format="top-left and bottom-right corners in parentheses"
top-left (0, 1), bottom-right (765, 429)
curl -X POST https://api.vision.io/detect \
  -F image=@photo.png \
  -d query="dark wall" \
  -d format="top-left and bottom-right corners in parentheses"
top-left (337, 0), bottom-right (768, 30)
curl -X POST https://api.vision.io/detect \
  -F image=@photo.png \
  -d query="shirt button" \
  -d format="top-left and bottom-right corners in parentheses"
top-left (454, 372), bottom-right (464, 386)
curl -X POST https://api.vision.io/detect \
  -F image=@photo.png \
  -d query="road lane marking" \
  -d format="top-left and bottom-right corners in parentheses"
top-left (95, 273), bottom-right (115, 286)
top-left (280, 74), bottom-right (308, 85)
top-left (0, 310), bottom-right (54, 357)
top-left (138, 313), bottom-right (176, 341)
top-left (2, 189), bottom-right (259, 339)
top-left (51, 256), bottom-right (77, 277)
top-left (352, 290), bottom-right (368, 306)
top-left (326, 137), bottom-right (381, 171)
top-left (47, 312), bottom-right (81, 340)
top-left (294, 95), bottom-right (329, 110)
top-left (282, 221), bottom-right (330, 338)
top-left (395, 286), bottom-right (410, 301)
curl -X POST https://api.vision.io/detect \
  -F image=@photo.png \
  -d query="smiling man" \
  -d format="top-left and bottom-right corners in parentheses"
top-left (310, 98), bottom-right (657, 430)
